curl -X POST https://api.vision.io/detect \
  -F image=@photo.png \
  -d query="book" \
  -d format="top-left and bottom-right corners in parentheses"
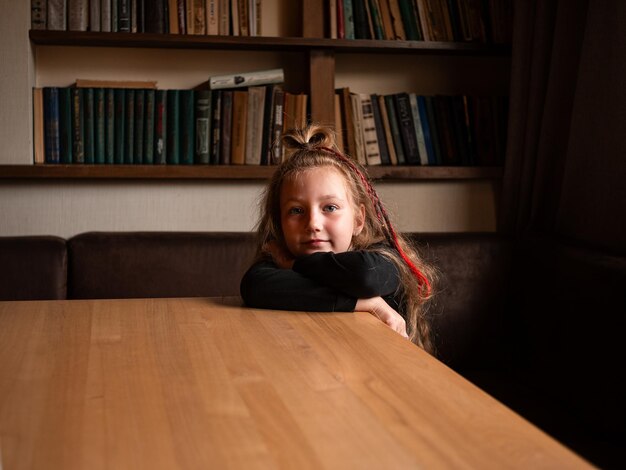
top-left (111, 0), bottom-right (118, 32)
top-left (359, 93), bottom-right (382, 166)
top-left (218, 0), bottom-right (230, 34)
top-left (71, 87), bottom-right (85, 163)
top-left (104, 88), bottom-right (115, 163)
top-left (387, 0), bottom-right (406, 40)
top-left (260, 84), bottom-right (278, 165)
top-left (343, 0), bottom-right (355, 40)
top-left (101, 0), bottom-right (111, 32)
top-left (377, 0), bottom-right (395, 40)
top-left (329, 0), bottom-right (337, 38)
top-left (90, 0), bottom-right (101, 32)
top-left (370, 94), bottom-right (390, 165)
top-left (219, 90), bottom-right (233, 164)
top-left (244, 86), bottom-right (266, 165)
top-left (367, 0), bottom-right (385, 40)
top-left (144, 0), bottom-right (166, 33)
top-left (423, 95), bottom-right (443, 164)
top-left (59, 87), bottom-right (73, 164)
top-left (336, 87), bottom-right (356, 160)
top-left (384, 94), bottom-right (405, 165)
top-left (47, 0), bottom-right (67, 30)
top-left (210, 91), bottom-right (222, 164)
top-left (409, 93), bottom-right (429, 165)
top-left (230, 0), bottom-right (240, 35)
top-left (269, 87), bottom-right (284, 165)
top-left (83, 88), bottom-right (95, 163)
top-left (167, 0), bottom-right (179, 34)
top-left (337, 0), bottom-right (345, 39)
top-left (205, 68), bottom-right (284, 90)
top-left (32, 88), bottom-right (45, 164)
top-left (192, 0), bottom-right (206, 34)
top-left (74, 79), bottom-right (158, 89)
top-left (398, 0), bottom-right (420, 40)
top-left (349, 93), bottom-right (366, 165)
top-left (416, 95), bottom-right (436, 165)
top-left (195, 89), bottom-right (212, 164)
top-left (167, 90), bottom-right (181, 164)
top-left (394, 92), bottom-right (419, 164)
top-left (237, 0), bottom-right (248, 36)
top-left (415, 0), bottom-right (431, 40)
top-left (31, 0), bottom-right (47, 30)
top-left (352, 0), bottom-right (369, 39)
top-left (143, 89), bottom-right (155, 164)
top-left (124, 89), bottom-right (135, 164)
top-left (334, 93), bottom-right (344, 153)
top-left (206, 0), bottom-right (219, 35)
top-left (118, 0), bottom-right (131, 32)
top-left (155, 90), bottom-right (167, 164)
top-left (230, 90), bottom-right (248, 165)
top-left (43, 88), bottom-right (61, 164)
top-left (179, 90), bottom-right (195, 165)
top-left (134, 89), bottom-right (145, 164)
top-left (114, 89), bottom-right (126, 164)
top-left (377, 94), bottom-right (397, 165)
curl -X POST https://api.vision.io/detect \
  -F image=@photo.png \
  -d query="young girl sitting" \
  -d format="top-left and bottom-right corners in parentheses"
top-left (240, 124), bottom-right (436, 353)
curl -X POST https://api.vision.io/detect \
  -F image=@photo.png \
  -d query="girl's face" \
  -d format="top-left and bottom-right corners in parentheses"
top-left (280, 167), bottom-right (365, 258)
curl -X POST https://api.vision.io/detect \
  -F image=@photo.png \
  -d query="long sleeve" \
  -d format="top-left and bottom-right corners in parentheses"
top-left (240, 260), bottom-right (357, 312)
top-left (292, 250), bottom-right (400, 298)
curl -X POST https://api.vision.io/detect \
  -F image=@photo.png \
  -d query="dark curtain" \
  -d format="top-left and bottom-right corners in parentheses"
top-left (499, 0), bottom-right (626, 255)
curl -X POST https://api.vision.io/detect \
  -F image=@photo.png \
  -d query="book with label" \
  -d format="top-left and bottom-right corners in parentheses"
top-left (43, 87), bottom-right (60, 163)
top-left (71, 87), bottom-right (85, 163)
top-left (195, 89), bottom-right (212, 164)
top-left (155, 90), bottom-right (167, 164)
top-left (358, 93), bottom-right (382, 166)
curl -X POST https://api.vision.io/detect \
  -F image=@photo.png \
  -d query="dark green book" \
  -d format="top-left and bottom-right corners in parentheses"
top-left (114, 88), bottom-right (126, 164)
top-left (134, 89), bottom-right (145, 164)
top-left (94, 88), bottom-right (106, 164)
top-left (71, 88), bottom-right (85, 163)
top-left (124, 89), bottom-right (135, 164)
top-left (166, 89), bottom-right (180, 164)
top-left (384, 94), bottom-right (405, 165)
top-left (398, 0), bottom-right (421, 40)
top-left (424, 96), bottom-right (443, 165)
top-left (180, 89), bottom-right (195, 165)
top-left (58, 87), bottom-right (73, 164)
top-left (155, 90), bottom-right (167, 164)
top-left (211, 91), bottom-right (222, 165)
top-left (195, 89), bottom-right (212, 164)
top-left (83, 88), bottom-right (95, 164)
top-left (143, 89), bottom-right (155, 164)
top-left (104, 88), bottom-right (115, 164)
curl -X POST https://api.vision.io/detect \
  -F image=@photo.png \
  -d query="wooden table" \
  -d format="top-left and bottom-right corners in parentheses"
top-left (0, 297), bottom-right (591, 469)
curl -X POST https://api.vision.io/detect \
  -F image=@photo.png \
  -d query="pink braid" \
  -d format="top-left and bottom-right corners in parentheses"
top-left (317, 146), bottom-right (432, 296)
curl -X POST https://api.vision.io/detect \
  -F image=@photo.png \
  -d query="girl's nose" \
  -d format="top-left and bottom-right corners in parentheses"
top-left (306, 210), bottom-right (322, 231)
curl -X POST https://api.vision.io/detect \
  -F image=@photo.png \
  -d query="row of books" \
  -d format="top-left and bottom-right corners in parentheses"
top-left (31, 0), bottom-right (261, 36)
top-left (335, 89), bottom-right (508, 167)
top-left (33, 82), bottom-right (308, 166)
top-left (329, 0), bottom-right (513, 44)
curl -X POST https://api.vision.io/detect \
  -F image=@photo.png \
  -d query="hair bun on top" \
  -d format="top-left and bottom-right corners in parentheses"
top-left (282, 124), bottom-right (336, 151)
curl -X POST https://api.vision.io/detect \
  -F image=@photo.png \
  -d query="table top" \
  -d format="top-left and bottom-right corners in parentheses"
top-left (0, 297), bottom-right (591, 469)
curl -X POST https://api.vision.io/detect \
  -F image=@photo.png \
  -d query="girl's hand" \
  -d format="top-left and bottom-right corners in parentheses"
top-left (355, 297), bottom-right (409, 339)
top-left (263, 240), bottom-right (295, 269)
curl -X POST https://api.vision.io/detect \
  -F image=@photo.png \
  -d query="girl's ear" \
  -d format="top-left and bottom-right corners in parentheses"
top-left (354, 203), bottom-right (366, 236)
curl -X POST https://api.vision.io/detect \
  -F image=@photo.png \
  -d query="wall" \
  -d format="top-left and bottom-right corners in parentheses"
top-left (0, 0), bottom-right (505, 237)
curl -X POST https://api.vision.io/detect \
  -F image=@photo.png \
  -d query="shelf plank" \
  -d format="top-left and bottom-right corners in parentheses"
top-left (29, 30), bottom-right (511, 56)
top-left (0, 165), bottom-right (503, 181)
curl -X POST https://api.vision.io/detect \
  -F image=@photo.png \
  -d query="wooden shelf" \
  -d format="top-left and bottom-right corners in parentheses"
top-left (0, 165), bottom-right (503, 181)
top-left (29, 30), bottom-right (511, 56)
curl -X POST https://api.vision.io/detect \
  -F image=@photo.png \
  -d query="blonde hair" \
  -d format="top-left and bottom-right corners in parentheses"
top-left (255, 124), bottom-right (437, 353)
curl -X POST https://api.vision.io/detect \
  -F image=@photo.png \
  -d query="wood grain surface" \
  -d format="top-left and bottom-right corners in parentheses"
top-left (0, 297), bottom-right (592, 469)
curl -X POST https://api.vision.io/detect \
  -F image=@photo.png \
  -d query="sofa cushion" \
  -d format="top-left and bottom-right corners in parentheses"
top-left (68, 232), bottom-right (256, 300)
top-left (0, 236), bottom-right (67, 300)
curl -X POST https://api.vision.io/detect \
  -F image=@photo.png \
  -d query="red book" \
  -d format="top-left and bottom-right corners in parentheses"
top-left (337, 0), bottom-right (345, 39)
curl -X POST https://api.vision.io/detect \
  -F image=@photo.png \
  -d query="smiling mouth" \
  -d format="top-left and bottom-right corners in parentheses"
top-left (304, 240), bottom-right (328, 245)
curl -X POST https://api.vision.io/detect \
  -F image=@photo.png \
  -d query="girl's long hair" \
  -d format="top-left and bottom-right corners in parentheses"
top-left (255, 124), bottom-right (437, 353)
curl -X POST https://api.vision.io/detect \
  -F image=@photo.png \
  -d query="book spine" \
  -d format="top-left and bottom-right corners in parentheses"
top-left (104, 88), bottom-right (115, 164)
top-left (179, 90), bottom-right (195, 164)
top-left (343, 0), bottom-right (355, 39)
top-left (134, 89), bottom-right (145, 164)
top-left (193, 0), bottom-right (206, 34)
top-left (409, 93), bottom-right (429, 165)
top-left (155, 90), bottom-right (167, 164)
top-left (83, 88), bottom-right (95, 163)
top-left (387, 0), bottom-right (406, 40)
top-left (43, 87), bottom-right (61, 164)
top-left (352, 0), bottom-right (369, 39)
top-left (195, 90), bottom-right (212, 164)
top-left (209, 69), bottom-right (284, 90)
top-left (423, 95), bottom-right (443, 164)
top-left (230, 90), bottom-right (248, 165)
top-left (59, 88), bottom-right (73, 164)
top-left (90, 0), bottom-right (101, 31)
top-left (237, 0), bottom-right (248, 36)
top-left (111, 0), bottom-right (118, 31)
top-left (206, 0), bottom-right (219, 35)
top-left (218, 0), bottom-right (230, 34)
top-left (337, 0), bottom-right (345, 39)
top-left (210, 91), bottom-right (222, 164)
top-left (33, 88), bottom-right (45, 164)
top-left (416, 96), bottom-right (436, 165)
top-left (143, 89), bottom-right (155, 164)
top-left (394, 92), bottom-right (419, 164)
top-left (144, 0), bottom-right (165, 33)
top-left (68, 0), bottom-right (89, 31)
top-left (359, 93), bottom-right (382, 166)
top-left (377, 94), bottom-right (397, 165)
top-left (270, 88), bottom-right (284, 165)
top-left (71, 88), bottom-right (85, 163)
top-left (370, 94), bottom-right (390, 165)
top-left (260, 84), bottom-right (276, 165)
top-left (219, 90), bottom-right (233, 164)
top-left (124, 89), bottom-right (135, 164)
top-left (101, 0), bottom-right (112, 32)
top-left (118, 0), bottom-right (131, 32)
top-left (114, 89), bottom-right (125, 164)
top-left (166, 90), bottom-right (180, 164)
top-left (384, 94), bottom-right (405, 165)
top-left (31, 0), bottom-right (47, 30)
top-left (397, 0), bottom-right (419, 40)
top-left (47, 0), bottom-right (67, 30)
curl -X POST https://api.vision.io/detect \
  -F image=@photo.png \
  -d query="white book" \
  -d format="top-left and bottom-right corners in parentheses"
top-left (409, 93), bottom-right (429, 165)
top-left (206, 0), bottom-right (219, 35)
top-left (358, 93), bottom-right (382, 166)
top-left (349, 93), bottom-right (367, 166)
top-left (209, 68), bottom-right (284, 90)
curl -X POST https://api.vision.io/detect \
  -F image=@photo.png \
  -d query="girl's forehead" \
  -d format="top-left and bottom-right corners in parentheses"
top-left (280, 166), bottom-right (353, 198)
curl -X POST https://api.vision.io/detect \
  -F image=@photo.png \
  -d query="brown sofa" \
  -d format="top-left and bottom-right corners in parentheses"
top-left (0, 231), bottom-right (623, 468)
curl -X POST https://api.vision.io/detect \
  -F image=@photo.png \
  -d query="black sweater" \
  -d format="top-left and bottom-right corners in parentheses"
top-left (240, 250), bottom-right (402, 315)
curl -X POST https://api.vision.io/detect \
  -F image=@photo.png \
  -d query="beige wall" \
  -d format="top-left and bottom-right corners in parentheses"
top-left (0, 0), bottom-right (503, 238)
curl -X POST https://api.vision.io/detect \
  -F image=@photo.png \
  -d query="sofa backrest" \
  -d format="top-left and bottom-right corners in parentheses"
top-left (67, 232), bottom-right (257, 300)
top-left (0, 236), bottom-right (67, 300)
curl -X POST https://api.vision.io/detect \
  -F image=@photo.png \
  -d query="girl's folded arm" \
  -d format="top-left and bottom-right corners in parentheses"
top-left (292, 250), bottom-right (400, 298)
top-left (240, 260), bottom-right (357, 312)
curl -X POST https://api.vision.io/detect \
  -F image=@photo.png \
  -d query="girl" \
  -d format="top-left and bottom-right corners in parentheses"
top-left (240, 124), bottom-right (436, 353)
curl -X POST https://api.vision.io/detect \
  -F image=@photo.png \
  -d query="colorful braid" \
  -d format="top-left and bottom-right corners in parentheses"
top-left (317, 146), bottom-right (432, 296)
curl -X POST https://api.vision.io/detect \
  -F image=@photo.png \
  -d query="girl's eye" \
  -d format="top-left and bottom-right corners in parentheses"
top-left (324, 205), bottom-right (339, 212)
top-left (287, 207), bottom-right (303, 215)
